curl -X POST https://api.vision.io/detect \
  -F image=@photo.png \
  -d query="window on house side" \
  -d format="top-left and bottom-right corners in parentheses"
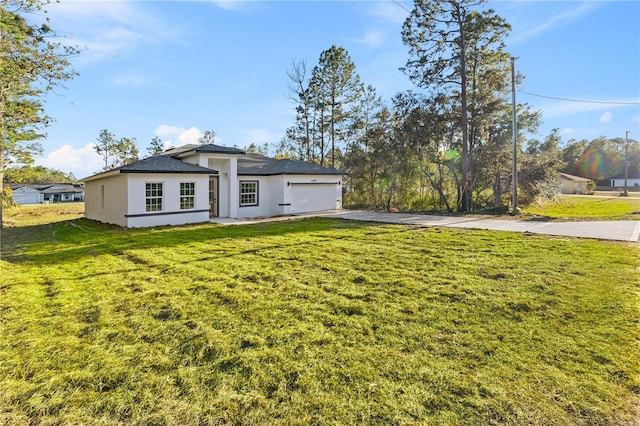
top-left (145, 182), bottom-right (163, 212)
top-left (180, 182), bottom-right (195, 209)
top-left (240, 180), bottom-right (258, 206)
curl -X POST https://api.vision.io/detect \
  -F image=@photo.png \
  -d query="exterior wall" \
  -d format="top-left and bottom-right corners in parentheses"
top-left (237, 175), bottom-right (342, 218)
top-left (125, 173), bottom-right (210, 228)
top-left (181, 153), bottom-right (240, 218)
top-left (12, 187), bottom-right (43, 205)
top-left (85, 174), bottom-right (128, 227)
top-left (560, 179), bottom-right (587, 194)
top-left (611, 178), bottom-right (640, 188)
top-left (235, 176), bottom-right (276, 218)
top-left (267, 175), bottom-right (343, 216)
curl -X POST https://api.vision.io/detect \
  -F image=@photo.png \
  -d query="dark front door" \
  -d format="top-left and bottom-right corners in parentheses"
top-left (209, 176), bottom-right (219, 218)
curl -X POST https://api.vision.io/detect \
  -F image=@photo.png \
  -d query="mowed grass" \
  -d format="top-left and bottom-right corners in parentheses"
top-left (1, 205), bottom-right (639, 425)
top-left (524, 195), bottom-right (640, 221)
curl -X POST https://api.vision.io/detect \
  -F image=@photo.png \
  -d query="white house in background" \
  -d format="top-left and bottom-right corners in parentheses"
top-left (82, 144), bottom-right (345, 228)
top-left (8, 183), bottom-right (84, 204)
top-left (559, 173), bottom-right (593, 194)
top-left (610, 176), bottom-right (640, 188)
top-left (10, 185), bottom-right (44, 204)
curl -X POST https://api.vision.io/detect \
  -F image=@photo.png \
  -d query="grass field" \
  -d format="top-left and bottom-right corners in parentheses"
top-left (1, 204), bottom-right (639, 425)
top-left (523, 195), bottom-right (640, 221)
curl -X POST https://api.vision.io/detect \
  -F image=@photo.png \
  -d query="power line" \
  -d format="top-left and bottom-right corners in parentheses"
top-left (518, 91), bottom-right (640, 105)
top-left (392, 0), bottom-right (412, 14)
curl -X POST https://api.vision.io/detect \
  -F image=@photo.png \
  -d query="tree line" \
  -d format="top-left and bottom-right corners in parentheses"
top-left (2, 0), bottom-right (638, 215)
top-left (278, 0), bottom-right (639, 212)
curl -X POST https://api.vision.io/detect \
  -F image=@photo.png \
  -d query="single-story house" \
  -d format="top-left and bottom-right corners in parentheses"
top-left (559, 173), bottom-right (593, 194)
top-left (8, 183), bottom-right (84, 205)
top-left (610, 176), bottom-right (640, 188)
top-left (82, 144), bottom-right (345, 228)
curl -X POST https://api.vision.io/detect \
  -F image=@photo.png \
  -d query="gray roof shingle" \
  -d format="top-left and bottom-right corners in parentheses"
top-left (82, 156), bottom-right (216, 181)
top-left (163, 144), bottom-right (245, 157)
top-left (237, 154), bottom-right (345, 176)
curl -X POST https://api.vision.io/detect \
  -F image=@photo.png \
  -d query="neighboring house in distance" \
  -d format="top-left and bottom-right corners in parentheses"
top-left (559, 173), bottom-right (593, 194)
top-left (82, 144), bottom-right (345, 228)
top-left (610, 176), bottom-right (640, 188)
top-left (8, 183), bottom-right (85, 205)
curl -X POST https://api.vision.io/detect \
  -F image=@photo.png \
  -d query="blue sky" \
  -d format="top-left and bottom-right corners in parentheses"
top-left (31, 0), bottom-right (640, 178)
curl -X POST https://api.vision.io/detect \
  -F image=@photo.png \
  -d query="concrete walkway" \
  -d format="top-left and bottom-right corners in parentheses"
top-left (212, 210), bottom-right (640, 242)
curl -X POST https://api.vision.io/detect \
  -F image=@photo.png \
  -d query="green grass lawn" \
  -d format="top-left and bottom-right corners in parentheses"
top-left (523, 195), bottom-right (640, 221)
top-left (1, 204), bottom-right (639, 425)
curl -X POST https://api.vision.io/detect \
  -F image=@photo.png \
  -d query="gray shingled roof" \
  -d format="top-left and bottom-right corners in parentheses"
top-left (163, 143), bottom-right (245, 157)
top-left (119, 155), bottom-right (215, 174)
top-left (238, 154), bottom-right (345, 176)
top-left (83, 156), bottom-right (216, 181)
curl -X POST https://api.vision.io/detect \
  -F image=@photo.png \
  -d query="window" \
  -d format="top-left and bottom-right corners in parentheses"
top-left (240, 180), bottom-right (258, 206)
top-left (145, 182), bottom-right (163, 212)
top-left (180, 182), bottom-right (195, 210)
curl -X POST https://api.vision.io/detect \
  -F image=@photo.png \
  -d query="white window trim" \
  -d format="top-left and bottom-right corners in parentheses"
top-left (145, 182), bottom-right (164, 212)
top-left (179, 181), bottom-right (196, 210)
top-left (239, 180), bottom-right (259, 207)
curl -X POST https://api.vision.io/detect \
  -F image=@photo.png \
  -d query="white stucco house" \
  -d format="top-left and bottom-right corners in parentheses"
top-left (83, 144), bottom-right (345, 228)
top-left (610, 176), bottom-right (640, 188)
top-left (559, 173), bottom-right (593, 194)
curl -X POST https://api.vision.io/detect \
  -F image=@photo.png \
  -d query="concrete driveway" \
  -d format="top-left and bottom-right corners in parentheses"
top-left (319, 210), bottom-right (640, 242)
top-left (214, 210), bottom-right (640, 242)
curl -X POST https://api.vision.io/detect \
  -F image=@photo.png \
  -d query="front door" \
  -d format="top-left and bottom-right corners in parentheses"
top-left (209, 176), bottom-right (219, 218)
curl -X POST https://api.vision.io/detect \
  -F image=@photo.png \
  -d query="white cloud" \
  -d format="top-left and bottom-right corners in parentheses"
top-left (560, 128), bottom-right (575, 135)
top-left (38, 144), bottom-right (103, 178)
top-left (209, 0), bottom-right (247, 11)
top-left (599, 111), bottom-right (612, 123)
top-left (153, 125), bottom-right (224, 147)
top-left (632, 115), bottom-right (640, 123)
top-left (510, 2), bottom-right (600, 44)
top-left (44, 1), bottom-right (184, 64)
top-left (367, 1), bottom-right (410, 25)
top-left (351, 31), bottom-right (385, 50)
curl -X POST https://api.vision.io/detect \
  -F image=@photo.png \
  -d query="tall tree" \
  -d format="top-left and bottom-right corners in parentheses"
top-left (284, 59), bottom-right (314, 162)
top-left (198, 130), bottom-right (216, 145)
top-left (113, 137), bottom-right (139, 167)
top-left (94, 129), bottom-right (116, 171)
top-left (94, 130), bottom-right (139, 170)
top-left (147, 136), bottom-right (165, 156)
top-left (0, 0), bottom-right (78, 221)
top-left (310, 45), bottom-right (363, 168)
top-left (402, 0), bottom-right (511, 211)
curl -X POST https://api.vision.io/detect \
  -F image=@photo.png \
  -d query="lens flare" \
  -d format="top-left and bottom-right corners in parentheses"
top-left (576, 149), bottom-right (623, 180)
top-left (444, 149), bottom-right (458, 161)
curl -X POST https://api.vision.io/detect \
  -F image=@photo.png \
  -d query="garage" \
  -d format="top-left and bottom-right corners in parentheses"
top-left (11, 186), bottom-right (43, 205)
top-left (290, 183), bottom-right (340, 213)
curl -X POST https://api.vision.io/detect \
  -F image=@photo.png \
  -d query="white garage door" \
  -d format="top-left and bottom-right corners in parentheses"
top-left (290, 183), bottom-right (338, 213)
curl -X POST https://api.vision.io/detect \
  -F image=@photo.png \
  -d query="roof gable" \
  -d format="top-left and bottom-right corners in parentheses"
top-left (559, 172), bottom-right (592, 182)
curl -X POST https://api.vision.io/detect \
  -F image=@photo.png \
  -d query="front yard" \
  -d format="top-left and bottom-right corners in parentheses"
top-left (1, 204), bottom-right (639, 424)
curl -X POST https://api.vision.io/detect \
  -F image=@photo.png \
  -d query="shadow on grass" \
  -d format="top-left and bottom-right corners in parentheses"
top-left (1, 217), bottom-right (372, 267)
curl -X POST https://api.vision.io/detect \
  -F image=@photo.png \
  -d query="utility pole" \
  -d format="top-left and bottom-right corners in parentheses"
top-left (511, 56), bottom-right (518, 214)
top-left (623, 131), bottom-right (629, 197)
